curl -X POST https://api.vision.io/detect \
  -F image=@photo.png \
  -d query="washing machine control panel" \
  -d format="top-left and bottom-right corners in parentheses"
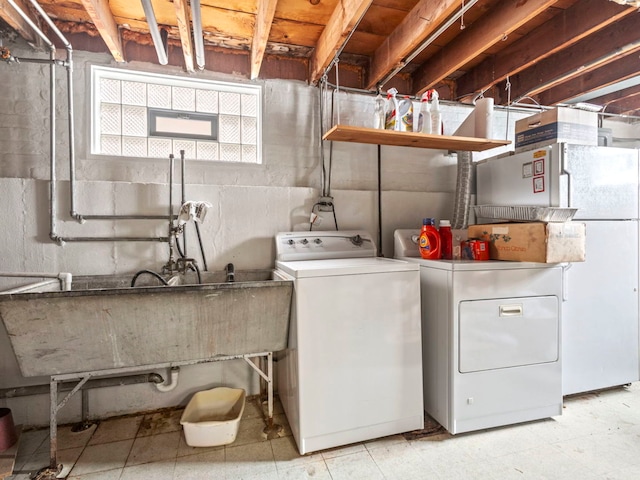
top-left (275, 231), bottom-right (377, 261)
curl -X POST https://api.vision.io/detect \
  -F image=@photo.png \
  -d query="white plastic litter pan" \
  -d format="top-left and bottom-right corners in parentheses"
top-left (180, 387), bottom-right (246, 447)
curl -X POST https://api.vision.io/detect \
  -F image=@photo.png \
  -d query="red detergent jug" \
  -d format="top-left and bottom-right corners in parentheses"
top-left (419, 218), bottom-right (441, 259)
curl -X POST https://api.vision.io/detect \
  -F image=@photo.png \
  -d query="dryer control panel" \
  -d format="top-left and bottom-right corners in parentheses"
top-left (275, 231), bottom-right (377, 261)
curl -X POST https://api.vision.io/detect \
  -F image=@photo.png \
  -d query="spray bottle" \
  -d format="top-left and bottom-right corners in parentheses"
top-left (417, 91), bottom-right (431, 134)
top-left (385, 88), bottom-right (400, 131)
top-left (398, 95), bottom-right (414, 132)
top-left (374, 92), bottom-right (386, 129)
top-left (430, 89), bottom-right (442, 135)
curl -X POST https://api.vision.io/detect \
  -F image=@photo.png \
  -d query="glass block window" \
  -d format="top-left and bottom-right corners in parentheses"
top-left (91, 66), bottom-right (262, 163)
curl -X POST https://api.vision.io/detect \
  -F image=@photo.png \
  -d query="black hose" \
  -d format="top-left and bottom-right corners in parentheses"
top-left (195, 222), bottom-right (208, 271)
top-left (190, 263), bottom-right (202, 284)
top-left (131, 270), bottom-right (169, 287)
top-left (176, 234), bottom-right (186, 258)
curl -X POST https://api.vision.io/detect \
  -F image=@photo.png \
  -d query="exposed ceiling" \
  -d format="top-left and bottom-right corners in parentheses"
top-left (1, 0), bottom-right (640, 116)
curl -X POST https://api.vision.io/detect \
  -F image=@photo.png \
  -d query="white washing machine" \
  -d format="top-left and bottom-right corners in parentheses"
top-left (275, 231), bottom-right (424, 455)
top-left (394, 229), bottom-right (563, 434)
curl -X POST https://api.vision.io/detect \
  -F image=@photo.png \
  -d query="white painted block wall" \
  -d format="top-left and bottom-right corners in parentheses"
top-left (0, 44), bottom-right (522, 426)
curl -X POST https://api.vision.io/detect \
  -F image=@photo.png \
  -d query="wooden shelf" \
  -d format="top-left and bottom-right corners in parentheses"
top-left (323, 125), bottom-right (511, 152)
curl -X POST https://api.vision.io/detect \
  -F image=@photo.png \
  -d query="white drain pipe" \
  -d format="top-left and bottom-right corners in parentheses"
top-left (155, 367), bottom-right (180, 392)
top-left (0, 272), bottom-right (73, 291)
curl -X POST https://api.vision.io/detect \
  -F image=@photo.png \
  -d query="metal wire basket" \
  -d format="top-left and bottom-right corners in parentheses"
top-left (473, 205), bottom-right (578, 222)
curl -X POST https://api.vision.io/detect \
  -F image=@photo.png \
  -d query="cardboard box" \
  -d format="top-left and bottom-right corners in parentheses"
top-left (467, 222), bottom-right (586, 263)
top-left (515, 107), bottom-right (598, 152)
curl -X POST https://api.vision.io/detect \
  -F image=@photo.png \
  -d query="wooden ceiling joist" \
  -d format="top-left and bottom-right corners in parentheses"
top-left (79, 0), bottom-right (124, 62)
top-left (508, 15), bottom-right (640, 103)
top-left (606, 96), bottom-right (640, 116)
top-left (411, 0), bottom-right (557, 97)
top-left (590, 84), bottom-right (640, 114)
top-left (455, 0), bottom-right (635, 100)
top-left (173, 0), bottom-right (193, 72)
top-left (309, 0), bottom-right (374, 85)
top-left (0, 0), bottom-right (38, 44)
top-left (537, 53), bottom-right (640, 106)
top-left (250, 0), bottom-right (277, 79)
top-left (365, 0), bottom-right (459, 91)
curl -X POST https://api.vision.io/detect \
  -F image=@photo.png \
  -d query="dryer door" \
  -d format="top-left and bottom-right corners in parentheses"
top-left (458, 295), bottom-right (559, 373)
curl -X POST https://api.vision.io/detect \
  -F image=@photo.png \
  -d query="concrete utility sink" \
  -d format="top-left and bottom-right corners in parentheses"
top-left (0, 269), bottom-right (292, 377)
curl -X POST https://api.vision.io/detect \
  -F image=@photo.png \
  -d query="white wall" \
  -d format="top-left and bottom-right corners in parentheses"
top-left (0, 44), bottom-right (522, 426)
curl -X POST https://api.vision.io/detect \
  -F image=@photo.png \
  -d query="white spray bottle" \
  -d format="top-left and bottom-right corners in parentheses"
top-left (385, 87), bottom-right (400, 130)
top-left (417, 91), bottom-right (431, 134)
top-left (374, 92), bottom-right (386, 129)
top-left (398, 95), bottom-right (413, 132)
top-left (430, 89), bottom-right (442, 135)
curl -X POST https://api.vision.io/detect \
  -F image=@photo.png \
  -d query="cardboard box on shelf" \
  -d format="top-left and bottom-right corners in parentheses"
top-left (467, 222), bottom-right (586, 263)
top-left (515, 107), bottom-right (598, 152)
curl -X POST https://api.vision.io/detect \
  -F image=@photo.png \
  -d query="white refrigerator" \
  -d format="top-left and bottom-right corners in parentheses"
top-left (476, 143), bottom-right (640, 396)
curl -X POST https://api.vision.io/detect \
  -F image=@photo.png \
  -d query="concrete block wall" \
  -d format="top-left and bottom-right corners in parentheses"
top-left (0, 42), bottom-right (526, 426)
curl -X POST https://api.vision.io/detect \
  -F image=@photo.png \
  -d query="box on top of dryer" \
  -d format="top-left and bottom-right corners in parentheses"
top-left (467, 221), bottom-right (586, 263)
top-left (515, 107), bottom-right (598, 152)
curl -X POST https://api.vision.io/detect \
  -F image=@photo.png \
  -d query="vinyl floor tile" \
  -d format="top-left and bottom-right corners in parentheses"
top-left (6, 389), bottom-right (640, 480)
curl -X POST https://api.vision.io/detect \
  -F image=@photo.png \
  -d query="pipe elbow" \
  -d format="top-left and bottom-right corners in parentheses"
top-left (50, 233), bottom-right (65, 246)
top-left (154, 367), bottom-right (180, 392)
top-left (58, 272), bottom-right (72, 291)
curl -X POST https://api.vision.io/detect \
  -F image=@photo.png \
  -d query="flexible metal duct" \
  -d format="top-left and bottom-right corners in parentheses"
top-left (452, 151), bottom-right (473, 230)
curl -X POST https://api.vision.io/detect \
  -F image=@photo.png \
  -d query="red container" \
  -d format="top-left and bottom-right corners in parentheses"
top-left (461, 239), bottom-right (489, 261)
top-left (419, 218), bottom-right (441, 260)
top-left (439, 220), bottom-right (453, 260)
top-left (0, 408), bottom-right (17, 452)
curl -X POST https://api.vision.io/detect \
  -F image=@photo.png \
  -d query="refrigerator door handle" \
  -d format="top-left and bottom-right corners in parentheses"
top-left (561, 263), bottom-right (572, 301)
top-left (559, 170), bottom-right (571, 208)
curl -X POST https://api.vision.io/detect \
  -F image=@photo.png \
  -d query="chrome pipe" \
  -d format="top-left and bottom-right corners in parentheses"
top-left (141, 0), bottom-right (169, 65)
top-left (80, 214), bottom-right (170, 221)
top-left (25, 0), bottom-right (78, 223)
top-left (7, 57), bottom-right (66, 65)
top-left (191, 0), bottom-right (206, 70)
top-left (6, 0), bottom-right (54, 49)
top-left (49, 49), bottom-right (57, 244)
top-left (0, 374), bottom-right (159, 399)
top-left (52, 236), bottom-right (169, 243)
top-left (180, 149), bottom-right (187, 256)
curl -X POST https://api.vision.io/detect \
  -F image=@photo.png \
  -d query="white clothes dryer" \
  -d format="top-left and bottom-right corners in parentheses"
top-left (394, 229), bottom-right (563, 434)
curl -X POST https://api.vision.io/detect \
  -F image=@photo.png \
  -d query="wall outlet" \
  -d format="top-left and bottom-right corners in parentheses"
top-left (317, 196), bottom-right (334, 212)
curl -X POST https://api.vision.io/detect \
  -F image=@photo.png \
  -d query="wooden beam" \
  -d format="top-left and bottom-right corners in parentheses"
top-left (411, 0), bottom-right (557, 97)
top-left (0, 0), bottom-right (37, 44)
top-left (537, 54), bottom-right (640, 106)
top-left (366, 0), bottom-right (459, 90)
top-left (589, 84), bottom-right (640, 114)
top-left (79, 0), bottom-right (124, 62)
top-left (173, 0), bottom-right (194, 72)
top-left (508, 15), bottom-right (640, 102)
top-left (309, 0), bottom-right (374, 85)
top-left (609, 96), bottom-right (640, 116)
top-left (250, 0), bottom-right (277, 79)
top-left (455, 0), bottom-right (635, 99)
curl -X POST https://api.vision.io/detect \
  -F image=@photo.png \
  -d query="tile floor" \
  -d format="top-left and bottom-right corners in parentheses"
top-left (6, 383), bottom-right (640, 480)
